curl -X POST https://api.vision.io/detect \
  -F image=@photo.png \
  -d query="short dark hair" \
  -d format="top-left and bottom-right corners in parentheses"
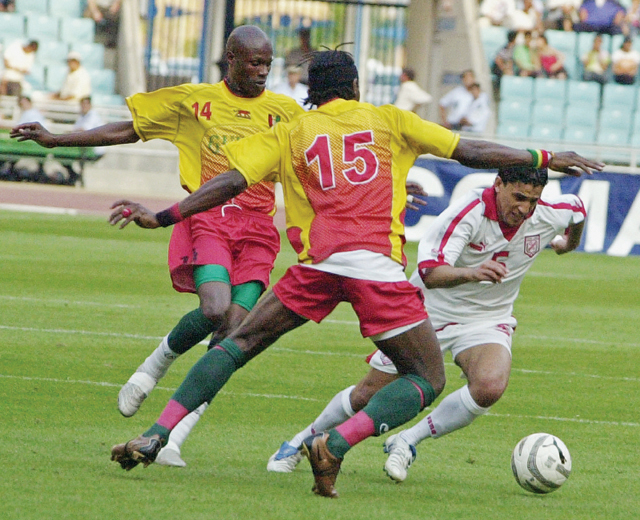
top-left (498, 166), bottom-right (548, 187)
top-left (402, 67), bottom-right (416, 81)
top-left (306, 50), bottom-right (358, 107)
top-left (26, 40), bottom-right (39, 51)
top-left (507, 30), bottom-right (518, 43)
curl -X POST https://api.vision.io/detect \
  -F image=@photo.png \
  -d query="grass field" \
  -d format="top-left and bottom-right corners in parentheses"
top-left (1, 210), bottom-right (639, 520)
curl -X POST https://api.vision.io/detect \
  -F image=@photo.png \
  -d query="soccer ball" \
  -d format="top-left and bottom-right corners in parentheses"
top-left (511, 433), bottom-right (572, 494)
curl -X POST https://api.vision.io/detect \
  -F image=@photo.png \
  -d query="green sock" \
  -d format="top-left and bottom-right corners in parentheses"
top-left (167, 308), bottom-right (216, 355)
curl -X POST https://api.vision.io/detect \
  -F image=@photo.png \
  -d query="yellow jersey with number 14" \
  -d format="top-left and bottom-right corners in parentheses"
top-left (126, 81), bottom-right (304, 215)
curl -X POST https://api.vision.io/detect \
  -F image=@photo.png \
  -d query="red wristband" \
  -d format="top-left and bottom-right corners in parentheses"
top-left (155, 203), bottom-right (184, 227)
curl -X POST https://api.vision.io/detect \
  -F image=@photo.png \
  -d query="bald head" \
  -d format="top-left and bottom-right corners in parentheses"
top-left (226, 25), bottom-right (271, 55)
top-left (225, 25), bottom-right (273, 98)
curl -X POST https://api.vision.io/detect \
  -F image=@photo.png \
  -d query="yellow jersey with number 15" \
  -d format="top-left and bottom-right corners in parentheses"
top-left (126, 81), bottom-right (304, 215)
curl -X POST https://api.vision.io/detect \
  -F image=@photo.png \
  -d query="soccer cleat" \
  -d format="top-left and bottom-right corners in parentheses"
top-left (267, 441), bottom-right (304, 473)
top-left (110, 434), bottom-right (164, 471)
top-left (383, 433), bottom-right (417, 482)
top-left (302, 432), bottom-right (342, 498)
top-left (155, 441), bottom-right (187, 467)
top-left (117, 371), bottom-right (158, 417)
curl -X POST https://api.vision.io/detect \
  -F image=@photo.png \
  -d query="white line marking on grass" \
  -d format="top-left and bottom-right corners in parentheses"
top-left (0, 324), bottom-right (161, 341)
top-left (0, 295), bottom-right (138, 309)
top-left (0, 203), bottom-right (79, 215)
top-left (1, 373), bottom-right (636, 427)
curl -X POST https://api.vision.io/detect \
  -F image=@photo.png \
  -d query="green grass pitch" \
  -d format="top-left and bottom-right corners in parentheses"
top-left (1, 210), bottom-right (638, 520)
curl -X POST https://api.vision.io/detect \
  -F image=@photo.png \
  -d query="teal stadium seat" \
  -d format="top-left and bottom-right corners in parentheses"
top-left (26, 14), bottom-right (59, 41)
top-left (91, 93), bottom-right (125, 106)
top-left (59, 17), bottom-right (95, 43)
top-left (481, 26), bottom-right (508, 65)
top-left (529, 124), bottom-right (563, 141)
top-left (534, 78), bottom-right (567, 104)
top-left (597, 128), bottom-right (631, 164)
top-left (599, 107), bottom-right (632, 132)
top-left (545, 30), bottom-right (577, 57)
top-left (35, 40), bottom-right (69, 66)
top-left (25, 63), bottom-right (46, 90)
top-left (89, 68), bottom-right (116, 95)
top-left (565, 102), bottom-right (598, 128)
top-left (49, 0), bottom-right (82, 18)
top-left (564, 125), bottom-right (596, 143)
top-left (633, 111), bottom-right (640, 134)
top-left (70, 43), bottom-right (105, 70)
top-left (45, 64), bottom-right (68, 92)
top-left (0, 13), bottom-right (25, 40)
top-left (497, 121), bottom-right (529, 138)
top-left (602, 83), bottom-right (636, 109)
top-left (499, 99), bottom-right (532, 124)
top-left (15, 0), bottom-right (48, 14)
top-left (500, 76), bottom-right (534, 100)
top-left (567, 80), bottom-right (600, 106)
top-left (531, 100), bottom-right (565, 125)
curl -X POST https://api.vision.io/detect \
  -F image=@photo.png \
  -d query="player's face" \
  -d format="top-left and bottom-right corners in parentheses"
top-left (495, 179), bottom-right (543, 228)
top-left (227, 41), bottom-right (273, 98)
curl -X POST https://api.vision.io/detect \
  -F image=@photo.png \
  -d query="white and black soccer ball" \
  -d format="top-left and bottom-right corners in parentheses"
top-left (511, 433), bottom-right (572, 494)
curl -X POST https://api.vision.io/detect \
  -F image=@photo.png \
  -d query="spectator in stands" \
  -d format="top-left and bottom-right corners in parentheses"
top-left (16, 95), bottom-right (46, 126)
top-left (492, 30), bottom-right (518, 81)
top-left (0, 0), bottom-right (15, 11)
top-left (574, 0), bottom-right (626, 35)
top-left (510, 0), bottom-right (544, 32)
top-left (513, 30), bottom-right (542, 77)
top-left (0, 40), bottom-right (38, 97)
top-left (627, 0), bottom-right (640, 36)
top-left (52, 52), bottom-right (92, 102)
top-left (271, 66), bottom-right (309, 109)
top-left (393, 67), bottom-right (433, 113)
top-left (85, 0), bottom-right (121, 48)
top-left (284, 27), bottom-right (316, 85)
top-left (458, 83), bottom-right (492, 133)
top-left (581, 33), bottom-right (611, 84)
top-left (478, 0), bottom-right (517, 27)
top-left (439, 70), bottom-right (476, 130)
top-left (545, 0), bottom-right (581, 31)
top-left (612, 36), bottom-right (640, 84)
top-left (538, 34), bottom-right (569, 79)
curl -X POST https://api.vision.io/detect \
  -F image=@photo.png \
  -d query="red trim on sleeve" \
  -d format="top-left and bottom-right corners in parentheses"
top-left (434, 198), bottom-right (482, 264)
top-left (539, 198), bottom-right (587, 217)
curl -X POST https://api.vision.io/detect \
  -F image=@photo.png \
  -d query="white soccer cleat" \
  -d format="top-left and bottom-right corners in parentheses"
top-left (383, 433), bottom-right (417, 482)
top-left (155, 441), bottom-right (187, 467)
top-left (117, 371), bottom-right (158, 417)
top-left (267, 441), bottom-right (304, 473)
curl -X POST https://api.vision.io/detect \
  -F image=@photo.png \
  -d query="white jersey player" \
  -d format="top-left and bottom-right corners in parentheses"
top-left (265, 165), bottom-right (587, 482)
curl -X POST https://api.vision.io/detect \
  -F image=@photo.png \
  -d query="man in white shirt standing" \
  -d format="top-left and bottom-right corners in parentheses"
top-left (271, 66), bottom-right (309, 109)
top-left (393, 68), bottom-right (432, 113)
top-left (52, 52), bottom-right (92, 102)
top-left (459, 83), bottom-right (492, 133)
top-left (0, 40), bottom-right (38, 97)
top-left (439, 70), bottom-right (476, 130)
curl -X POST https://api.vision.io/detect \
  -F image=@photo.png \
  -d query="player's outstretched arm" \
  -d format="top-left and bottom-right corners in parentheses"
top-left (550, 221), bottom-right (585, 255)
top-left (10, 121), bottom-right (139, 148)
top-left (451, 139), bottom-right (604, 177)
top-left (406, 181), bottom-right (427, 211)
top-left (110, 170), bottom-right (249, 230)
top-left (421, 261), bottom-right (508, 289)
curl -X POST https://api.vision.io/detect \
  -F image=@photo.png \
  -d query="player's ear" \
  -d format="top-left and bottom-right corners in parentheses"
top-left (494, 176), bottom-right (503, 192)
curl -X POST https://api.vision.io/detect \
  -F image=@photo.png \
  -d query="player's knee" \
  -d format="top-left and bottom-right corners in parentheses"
top-left (470, 377), bottom-right (507, 407)
top-left (200, 301), bottom-right (229, 326)
top-left (350, 384), bottom-right (377, 412)
top-left (430, 371), bottom-right (446, 397)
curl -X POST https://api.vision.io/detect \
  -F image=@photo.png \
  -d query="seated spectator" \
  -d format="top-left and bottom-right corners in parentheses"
top-left (85, 0), bottom-right (121, 48)
top-left (271, 66), bottom-right (309, 109)
top-left (439, 70), bottom-right (476, 130)
top-left (16, 95), bottom-right (46, 126)
top-left (51, 52), bottom-right (92, 102)
top-left (545, 0), bottom-right (581, 31)
top-left (538, 34), bottom-right (569, 79)
top-left (612, 36), bottom-right (640, 84)
top-left (0, 40), bottom-right (38, 97)
top-left (513, 31), bottom-right (542, 77)
top-left (492, 30), bottom-right (518, 80)
top-left (459, 83), bottom-right (492, 133)
top-left (511, 0), bottom-right (544, 32)
top-left (478, 0), bottom-right (517, 27)
top-left (627, 0), bottom-right (640, 36)
top-left (284, 28), bottom-right (316, 85)
top-left (574, 0), bottom-right (626, 35)
top-left (581, 33), bottom-right (611, 84)
top-left (393, 67), bottom-right (433, 113)
top-left (0, 0), bottom-right (15, 11)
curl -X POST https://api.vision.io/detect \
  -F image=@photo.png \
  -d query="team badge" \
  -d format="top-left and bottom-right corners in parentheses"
top-left (236, 110), bottom-right (251, 119)
top-left (524, 235), bottom-right (541, 257)
top-left (268, 114), bottom-right (281, 127)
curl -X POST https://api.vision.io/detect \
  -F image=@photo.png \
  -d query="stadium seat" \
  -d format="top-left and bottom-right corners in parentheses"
top-left (500, 76), bottom-right (534, 100)
top-left (70, 43), bottom-right (105, 70)
top-left (498, 99), bottom-right (532, 124)
top-left (25, 63), bottom-right (46, 91)
top-left (597, 128), bottom-right (631, 164)
top-left (26, 14), bottom-right (60, 41)
top-left (567, 80), bottom-right (600, 106)
top-left (529, 124), bottom-right (563, 141)
top-left (0, 13), bottom-right (26, 40)
top-left (633, 111), bottom-right (640, 134)
top-left (531, 100), bottom-right (565, 125)
top-left (497, 121), bottom-right (529, 139)
top-left (565, 102), bottom-right (598, 128)
top-left (481, 26), bottom-right (508, 66)
top-left (610, 34), bottom-right (626, 55)
top-left (45, 64), bottom-right (68, 92)
top-left (91, 93), bottom-right (125, 106)
top-left (577, 32), bottom-right (611, 58)
top-left (49, 0), bottom-right (82, 18)
top-left (602, 83), bottom-right (636, 110)
top-left (599, 107), bottom-right (632, 132)
top-left (59, 17), bottom-right (95, 43)
top-left (562, 55), bottom-right (579, 80)
top-left (534, 78), bottom-right (567, 104)
top-left (545, 30), bottom-right (577, 58)
top-left (35, 40), bottom-right (69, 66)
top-left (89, 68), bottom-right (116, 95)
top-left (563, 125), bottom-right (596, 144)
top-left (15, 0), bottom-right (48, 14)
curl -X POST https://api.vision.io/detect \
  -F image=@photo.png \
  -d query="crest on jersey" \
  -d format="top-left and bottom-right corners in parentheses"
top-left (268, 114), bottom-right (281, 127)
top-left (524, 235), bottom-right (541, 257)
top-left (236, 110), bottom-right (251, 119)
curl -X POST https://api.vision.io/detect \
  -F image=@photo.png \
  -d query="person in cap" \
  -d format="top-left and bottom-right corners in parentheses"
top-left (52, 52), bottom-right (92, 102)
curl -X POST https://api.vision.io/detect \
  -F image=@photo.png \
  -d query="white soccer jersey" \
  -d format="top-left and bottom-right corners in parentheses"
top-left (409, 186), bottom-right (586, 328)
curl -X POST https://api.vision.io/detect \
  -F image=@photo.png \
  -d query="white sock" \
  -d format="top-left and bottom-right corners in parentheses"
top-left (166, 402), bottom-right (209, 451)
top-left (288, 385), bottom-right (356, 448)
top-left (401, 385), bottom-right (489, 446)
top-left (137, 335), bottom-right (179, 381)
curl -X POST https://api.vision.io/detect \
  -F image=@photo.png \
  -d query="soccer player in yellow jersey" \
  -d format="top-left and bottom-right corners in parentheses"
top-left (11, 26), bottom-right (304, 466)
top-left (107, 50), bottom-right (602, 497)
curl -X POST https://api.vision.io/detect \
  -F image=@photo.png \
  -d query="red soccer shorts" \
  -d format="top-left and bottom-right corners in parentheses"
top-left (272, 264), bottom-right (428, 338)
top-left (168, 206), bottom-right (280, 293)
